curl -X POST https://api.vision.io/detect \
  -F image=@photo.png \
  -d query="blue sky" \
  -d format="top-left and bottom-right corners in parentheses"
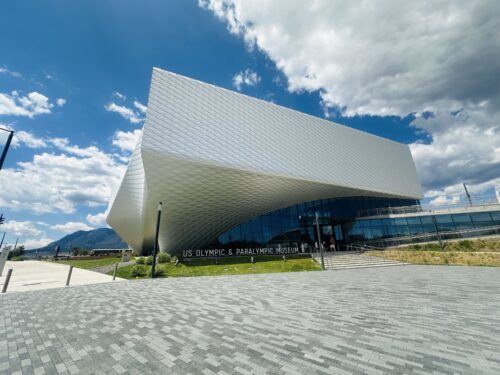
top-left (1, 1), bottom-right (499, 248)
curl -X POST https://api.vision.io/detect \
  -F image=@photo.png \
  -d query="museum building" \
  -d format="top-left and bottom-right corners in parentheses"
top-left (106, 68), bottom-right (500, 257)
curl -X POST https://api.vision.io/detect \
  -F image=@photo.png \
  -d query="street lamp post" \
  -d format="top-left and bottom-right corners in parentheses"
top-left (0, 128), bottom-right (14, 172)
top-left (151, 202), bottom-right (162, 278)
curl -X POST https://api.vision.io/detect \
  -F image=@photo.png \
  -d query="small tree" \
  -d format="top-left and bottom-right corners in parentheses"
top-left (8, 245), bottom-right (24, 260)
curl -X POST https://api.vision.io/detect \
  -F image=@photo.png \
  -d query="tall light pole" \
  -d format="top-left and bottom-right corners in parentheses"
top-left (0, 128), bottom-right (14, 172)
top-left (151, 202), bottom-right (162, 278)
top-left (463, 183), bottom-right (472, 206)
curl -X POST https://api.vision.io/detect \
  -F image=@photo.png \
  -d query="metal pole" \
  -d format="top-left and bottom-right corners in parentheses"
top-left (315, 212), bottom-right (325, 270)
top-left (2, 268), bottom-right (12, 293)
top-left (113, 263), bottom-right (118, 280)
top-left (431, 215), bottom-right (444, 250)
top-left (0, 129), bottom-right (14, 172)
top-left (66, 265), bottom-right (73, 286)
top-left (0, 232), bottom-right (5, 250)
top-left (463, 183), bottom-right (472, 206)
top-left (13, 238), bottom-right (18, 251)
top-left (151, 202), bottom-right (162, 278)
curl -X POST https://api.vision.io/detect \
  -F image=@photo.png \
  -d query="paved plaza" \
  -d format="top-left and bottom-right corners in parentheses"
top-left (0, 261), bottom-right (121, 293)
top-left (1, 266), bottom-right (500, 374)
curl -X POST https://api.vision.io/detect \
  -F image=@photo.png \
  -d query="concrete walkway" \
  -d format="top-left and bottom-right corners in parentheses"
top-left (0, 260), bottom-right (123, 293)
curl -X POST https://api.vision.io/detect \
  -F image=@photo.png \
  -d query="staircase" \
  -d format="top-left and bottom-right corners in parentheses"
top-left (313, 251), bottom-right (406, 270)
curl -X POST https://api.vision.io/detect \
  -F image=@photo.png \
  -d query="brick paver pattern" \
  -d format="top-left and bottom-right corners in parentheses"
top-left (1, 265), bottom-right (500, 374)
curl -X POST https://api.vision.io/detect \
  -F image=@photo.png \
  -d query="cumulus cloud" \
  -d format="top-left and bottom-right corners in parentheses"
top-left (112, 129), bottom-right (142, 153)
top-left (0, 138), bottom-right (126, 214)
top-left (233, 69), bottom-right (261, 91)
top-left (52, 221), bottom-right (93, 233)
top-left (113, 91), bottom-right (127, 100)
top-left (0, 91), bottom-right (54, 117)
top-left (0, 66), bottom-right (22, 79)
top-left (23, 237), bottom-right (54, 250)
top-left (2, 220), bottom-right (42, 237)
top-left (133, 100), bottom-right (147, 114)
top-left (200, 0), bottom-right (500, 196)
top-left (86, 210), bottom-right (109, 227)
top-left (56, 98), bottom-right (66, 106)
top-left (105, 102), bottom-right (144, 124)
top-left (11, 130), bottom-right (48, 149)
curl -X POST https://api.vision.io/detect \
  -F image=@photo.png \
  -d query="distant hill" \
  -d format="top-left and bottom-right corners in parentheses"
top-left (29, 228), bottom-right (128, 255)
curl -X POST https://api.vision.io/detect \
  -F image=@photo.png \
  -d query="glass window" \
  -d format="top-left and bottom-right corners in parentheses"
top-left (470, 212), bottom-right (493, 227)
top-left (262, 215), bottom-right (272, 243)
top-left (241, 222), bottom-right (252, 244)
top-left (271, 214), bottom-right (283, 241)
top-left (434, 215), bottom-right (455, 231)
top-left (491, 211), bottom-right (500, 224)
top-left (407, 217), bottom-right (421, 225)
top-left (227, 225), bottom-right (241, 243)
top-left (371, 226), bottom-right (384, 239)
top-left (451, 214), bottom-right (472, 230)
top-left (251, 217), bottom-right (263, 245)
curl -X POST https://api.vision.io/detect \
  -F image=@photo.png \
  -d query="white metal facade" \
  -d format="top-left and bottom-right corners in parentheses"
top-left (107, 68), bottom-right (423, 255)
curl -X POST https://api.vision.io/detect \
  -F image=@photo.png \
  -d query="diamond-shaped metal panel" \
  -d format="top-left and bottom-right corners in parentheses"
top-left (107, 68), bottom-right (423, 255)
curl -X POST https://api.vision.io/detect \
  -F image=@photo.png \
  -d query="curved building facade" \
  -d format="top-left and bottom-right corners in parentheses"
top-left (107, 68), bottom-right (423, 256)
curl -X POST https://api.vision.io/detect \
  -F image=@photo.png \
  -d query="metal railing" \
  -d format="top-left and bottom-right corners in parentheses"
top-left (356, 196), bottom-right (500, 218)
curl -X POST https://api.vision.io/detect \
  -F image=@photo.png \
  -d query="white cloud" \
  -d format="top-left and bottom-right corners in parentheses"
top-left (200, 0), bottom-right (500, 195)
top-left (0, 91), bottom-right (54, 117)
top-left (56, 98), bottom-right (66, 106)
top-left (12, 130), bottom-right (48, 149)
top-left (133, 100), bottom-right (147, 114)
top-left (232, 69), bottom-right (261, 91)
top-left (86, 211), bottom-right (109, 227)
top-left (0, 66), bottom-right (22, 79)
top-left (52, 221), bottom-right (92, 233)
top-left (113, 91), bottom-right (127, 100)
top-left (0, 139), bottom-right (126, 214)
top-left (112, 129), bottom-right (142, 153)
top-left (23, 237), bottom-right (54, 250)
top-left (105, 102), bottom-right (144, 124)
top-left (2, 220), bottom-right (42, 237)
top-left (410, 109), bottom-right (500, 193)
top-left (427, 195), bottom-right (461, 207)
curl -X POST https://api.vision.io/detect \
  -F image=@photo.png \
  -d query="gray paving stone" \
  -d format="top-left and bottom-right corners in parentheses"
top-left (0, 265), bottom-right (499, 374)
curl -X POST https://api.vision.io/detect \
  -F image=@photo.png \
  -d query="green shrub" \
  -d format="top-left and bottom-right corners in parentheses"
top-left (149, 268), bottom-right (166, 277)
top-left (130, 265), bottom-right (146, 277)
top-left (157, 253), bottom-right (170, 264)
top-left (458, 240), bottom-right (472, 249)
top-left (145, 256), bottom-right (153, 265)
top-left (135, 257), bottom-right (145, 265)
top-left (10, 256), bottom-right (24, 261)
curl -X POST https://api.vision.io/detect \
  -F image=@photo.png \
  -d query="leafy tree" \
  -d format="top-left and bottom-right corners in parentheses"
top-left (8, 245), bottom-right (25, 260)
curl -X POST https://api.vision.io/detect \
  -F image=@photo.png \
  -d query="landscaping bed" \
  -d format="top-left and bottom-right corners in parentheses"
top-left (366, 238), bottom-right (500, 266)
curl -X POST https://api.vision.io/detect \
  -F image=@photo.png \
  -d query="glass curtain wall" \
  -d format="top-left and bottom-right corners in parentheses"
top-left (205, 196), bottom-right (417, 250)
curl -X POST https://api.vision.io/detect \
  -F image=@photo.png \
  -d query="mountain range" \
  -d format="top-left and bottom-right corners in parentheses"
top-left (29, 228), bottom-right (127, 254)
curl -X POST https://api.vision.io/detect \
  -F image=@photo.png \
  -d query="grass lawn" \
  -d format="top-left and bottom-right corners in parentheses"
top-left (49, 257), bottom-right (121, 269)
top-left (366, 238), bottom-right (500, 266)
top-left (110, 256), bottom-right (321, 279)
